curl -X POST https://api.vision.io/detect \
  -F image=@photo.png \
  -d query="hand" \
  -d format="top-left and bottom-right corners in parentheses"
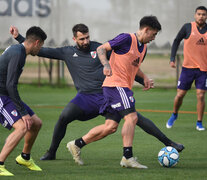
top-left (143, 76), bottom-right (152, 91)
top-left (22, 114), bottom-right (33, 130)
top-left (10, 26), bottom-right (19, 39)
top-left (170, 61), bottom-right (176, 68)
top-left (103, 63), bottom-right (112, 76)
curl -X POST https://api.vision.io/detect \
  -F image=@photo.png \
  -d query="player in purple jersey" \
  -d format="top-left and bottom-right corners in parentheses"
top-left (0, 27), bottom-right (47, 176)
top-left (10, 24), bottom-right (184, 164)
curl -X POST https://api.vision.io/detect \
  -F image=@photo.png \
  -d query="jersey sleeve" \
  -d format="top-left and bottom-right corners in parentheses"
top-left (108, 33), bottom-right (132, 54)
top-left (15, 34), bottom-right (72, 61)
top-left (170, 23), bottom-right (190, 61)
top-left (37, 46), bottom-right (72, 60)
top-left (6, 51), bottom-right (28, 116)
top-left (15, 34), bottom-right (25, 43)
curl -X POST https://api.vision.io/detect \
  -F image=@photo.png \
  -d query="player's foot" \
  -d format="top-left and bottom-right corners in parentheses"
top-left (0, 165), bottom-right (14, 176)
top-left (16, 155), bottom-right (42, 171)
top-left (166, 113), bottom-right (178, 128)
top-left (40, 151), bottom-right (56, 160)
top-left (120, 156), bottom-right (148, 169)
top-left (196, 122), bottom-right (205, 131)
top-left (170, 142), bottom-right (185, 152)
top-left (67, 140), bottom-right (84, 165)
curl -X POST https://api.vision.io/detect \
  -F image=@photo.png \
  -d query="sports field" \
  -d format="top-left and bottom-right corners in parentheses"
top-left (0, 84), bottom-right (206, 180)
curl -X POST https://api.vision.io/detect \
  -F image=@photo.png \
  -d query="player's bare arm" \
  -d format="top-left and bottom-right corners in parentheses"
top-left (97, 42), bottom-right (112, 76)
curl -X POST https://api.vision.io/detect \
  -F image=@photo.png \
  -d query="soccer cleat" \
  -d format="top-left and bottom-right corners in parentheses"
top-left (120, 156), bottom-right (148, 169)
top-left (67, 140), bottom-right (84, 165)
top-left (166, 113), bottom-right (178, 128)
top-left (196, 123), bottom-right (205, 131)
top-left (40, 151), bottom-right (56, 160)
top-left (16, 155), bottom-right (42, 171)
top-left (0, 165), bottom-right (14, 176)
top-left (170, 142), bottom-right (185, 152)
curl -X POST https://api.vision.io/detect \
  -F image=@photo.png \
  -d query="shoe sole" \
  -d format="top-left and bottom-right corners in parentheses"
top-left (196, 127), bottom-right (205, 131)
top-left (120, 161), bottom-right (148, 169)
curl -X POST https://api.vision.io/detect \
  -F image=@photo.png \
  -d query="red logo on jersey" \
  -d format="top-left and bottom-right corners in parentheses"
top-left (90, 51), bottom-right (97, 58)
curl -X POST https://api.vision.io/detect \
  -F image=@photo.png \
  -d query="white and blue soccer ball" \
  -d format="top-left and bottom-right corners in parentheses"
top-left (158, 146), bottom-right (179, 167)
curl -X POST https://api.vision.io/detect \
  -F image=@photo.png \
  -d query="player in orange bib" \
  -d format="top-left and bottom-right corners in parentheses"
top-left (67, 16), bottom-right (161, 169)
top-left (166, 6), bottom-right (207, 131)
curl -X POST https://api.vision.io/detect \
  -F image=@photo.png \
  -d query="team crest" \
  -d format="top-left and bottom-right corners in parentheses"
top-left (129, 96), bottom-right (134, 102)
top-left (11, 110), bottom-right (18, 117)
top-left (90, 51), bottom-right (97, 58)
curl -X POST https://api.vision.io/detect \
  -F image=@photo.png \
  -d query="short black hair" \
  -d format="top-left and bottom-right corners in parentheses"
top-left (26, 26), bottom-right (47, 42)
top-left (195, 6), bottom-right (207, 12)
top-left (139, 16), bottom-right (161, 31)
top-left (72, 23), bottom-right (89, 37)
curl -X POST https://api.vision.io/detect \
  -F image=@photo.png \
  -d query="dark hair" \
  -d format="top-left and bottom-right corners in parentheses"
top-left (26, 26), bottom-right (47, 41)
top-left (72, 23), bottom-right (89, 37)
top-left (139, 16), bottom-right (161, 31)
top-left (195, 6), bottom-right (207, 12)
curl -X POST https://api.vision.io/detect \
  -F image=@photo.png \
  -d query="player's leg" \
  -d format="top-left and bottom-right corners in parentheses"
top-left (0, 119), bottom-right (26, 176)
top-left (0, 119), bottom-right (26, 162)
top-left (166, 89), bottom-right (187, 128)
top-left (136, 112), bottom-right (184, 152)
top-left (22, 114), bottom-right (42, 154)
top-left (67, 113), bottom-right (120, 165)
top-left (167, 67), bottom-right (193, 128)
top-left (15, 114), bottom-right (42, 171)
top-left (40, 102), bottom-right (84, 160)
top-left (82, 120), bottom-right (118, 144)
top-left (196, 89), bottom-right (206, 131)
top-left (120, 111), bottom-right (147, 169)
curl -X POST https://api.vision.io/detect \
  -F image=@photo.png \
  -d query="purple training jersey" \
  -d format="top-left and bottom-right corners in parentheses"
top-left (108, 33), bottom-right (144, 54)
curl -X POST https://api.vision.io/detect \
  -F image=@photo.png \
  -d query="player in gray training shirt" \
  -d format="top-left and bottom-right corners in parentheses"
top-left (10, 24), bottom-right (184, 162)
top-left (0, 26), bottom-right (46, 176)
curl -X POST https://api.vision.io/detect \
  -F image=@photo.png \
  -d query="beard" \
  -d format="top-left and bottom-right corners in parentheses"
top-left (77, 43), bottom-right (90, 52)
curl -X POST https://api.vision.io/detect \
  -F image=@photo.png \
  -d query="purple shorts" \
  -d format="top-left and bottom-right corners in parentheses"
top-left (99, 87), bottom-right (136, 118)
top-left (0, 96), bottom-right (34, 130)
top-left (71, 93), bottom-right (105, 120)
top-left (178, 67), bottom-right (207, 90)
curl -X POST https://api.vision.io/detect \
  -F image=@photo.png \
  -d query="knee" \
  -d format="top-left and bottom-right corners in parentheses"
top-left (32, 116), bottom-right (42, 131)
top-left (104, 123), bottom-right (118, 135)
top-left (196, 91), bottom-right (205, 101)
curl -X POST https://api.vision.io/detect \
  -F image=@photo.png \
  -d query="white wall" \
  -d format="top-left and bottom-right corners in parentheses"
top-left (0, 0), bottom-right (206, 49)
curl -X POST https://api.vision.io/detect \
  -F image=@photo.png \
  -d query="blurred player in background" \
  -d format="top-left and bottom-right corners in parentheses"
top-left (11, 24), bottom-right (184, 164)
top-left (166, 6), bottom-right (207, 131)
top-left (0, 26), bottom-right (47, 176)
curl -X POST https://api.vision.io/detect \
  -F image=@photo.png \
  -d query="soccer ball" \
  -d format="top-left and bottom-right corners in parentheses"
top-left (158, 146), bottom-right (179, 167)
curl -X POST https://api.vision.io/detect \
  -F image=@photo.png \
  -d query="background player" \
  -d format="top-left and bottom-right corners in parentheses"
top-left (0, 26), bottom-right (47, 176)
top-left (166, 6), bottom-right (207, 131)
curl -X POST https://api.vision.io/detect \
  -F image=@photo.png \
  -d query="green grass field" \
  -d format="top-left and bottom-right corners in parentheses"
top-left (0, 84), bottom-right (206, 180)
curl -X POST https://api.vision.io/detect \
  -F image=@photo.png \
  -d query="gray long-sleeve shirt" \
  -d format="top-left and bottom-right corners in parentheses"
top-left (16, 34), bottom-right (105, 94)
top-left (0, 44), bottom-right (28, 116)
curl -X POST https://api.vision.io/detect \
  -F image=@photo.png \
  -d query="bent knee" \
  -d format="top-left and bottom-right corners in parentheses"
top-left (105, 123), bottom-right (118, 134)
top-left (31, 115), bottom-right (42, 130)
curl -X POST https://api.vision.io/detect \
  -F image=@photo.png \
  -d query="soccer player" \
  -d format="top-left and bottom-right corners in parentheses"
top-left (11, 24), bottom-right (184, 164)
top-left (0, 26), bottom-right (47, 176)
top-left (67, 16), bottom-right (163, 169)
top-left (166, 6), bottom-right (207, 131)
